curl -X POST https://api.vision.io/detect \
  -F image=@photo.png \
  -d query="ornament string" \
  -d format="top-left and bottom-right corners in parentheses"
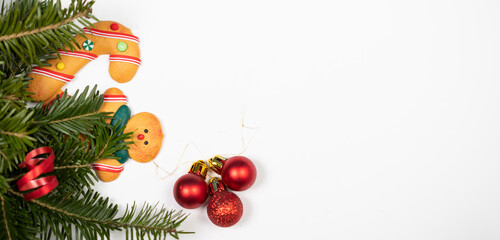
top-left (153, 105), bottom-right (259, 179)
top-left (218, 104), bottom-right (260, 158)
top-left (153, 142), bottom-right (206, 179)
top-left (16, 147), bottom-right (59, 201)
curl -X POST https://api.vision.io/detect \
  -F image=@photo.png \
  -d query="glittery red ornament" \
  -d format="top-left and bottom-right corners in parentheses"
top-left (173, 160), bottom-right (209, 209)
top-left (207, 178), bottom-right (243, 227)
top-left (209, 156), bottom-right (256, 191)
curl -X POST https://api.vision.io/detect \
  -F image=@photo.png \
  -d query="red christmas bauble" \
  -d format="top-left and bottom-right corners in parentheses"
top-left (173, 173), bottom-right (208, 209)
top-left (221, 156), bottom-right (257, 191)
top-left (174, 160), bottom-right (209, 209)
top-left (207, 190), bottom-right (243, 227)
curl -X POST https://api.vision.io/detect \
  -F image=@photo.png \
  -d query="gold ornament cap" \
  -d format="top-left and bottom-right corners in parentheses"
top-left (188, 160), bottom-right (208, 179)
top-left (208, 155), bottom-right (227, 174)
top-left (208, 177), bottom-right (227, 196)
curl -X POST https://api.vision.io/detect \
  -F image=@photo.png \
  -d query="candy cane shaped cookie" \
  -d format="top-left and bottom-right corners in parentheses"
top-left (27, 21), bottom-right (141, 103)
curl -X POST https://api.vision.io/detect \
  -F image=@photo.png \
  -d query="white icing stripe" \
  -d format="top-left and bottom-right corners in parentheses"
top-left (58, 51), bottom-right (97, 61)
top-left (104, 98), bottom-right (128, 103)
top-left (104, 100), bottom-right (128, 103)
top-left (109, 59), bottom-right (141, 66)
top-left (109, 57), bottom-right (141, 66)
top-left (109, 56), bottom-right (141, 62)
top-left (92, 163), bottom-right (124, 172)
top-left (58, 53), bottom-right (95, 61)
top-left (104, 97), bottom-right (128, 100)
top-left (83, 29), bottom-right (140, 43)
top-left (95, 167), bottom-right (122, 172)
top-left (104, 94), bottom-right (128, 103)
top-left (32, 69), bottom-right (73, 83)
top-left (94, 163), bottom-right (124, 170)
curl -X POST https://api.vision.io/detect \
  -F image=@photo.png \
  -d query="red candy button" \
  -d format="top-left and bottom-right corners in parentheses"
top-left (110, 23), bottom-right (119, 31)
top-left (137, 134), bottom-right (145, 140)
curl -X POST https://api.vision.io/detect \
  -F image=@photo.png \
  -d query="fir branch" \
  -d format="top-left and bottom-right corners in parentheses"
top-left (0, 194), bottom-right (12, 240)
top-left (0, 130), bottom-right (28, 138)
top-left (45, 111), bottom-right (101, 125)
top-left (0, 73), bottom-right (32, 108)
top-left (0, 150), bottom-right (6, 161)
top-left (0, 9), bottom-right (91, 42)
top-left (0, 0), bottom-right (97, 67)
top-left (8, 188), bottom-right (99, 223)
top-left (0, 190), bottom-right (38, 240)
top-left (32, 86), bottom-right (108, 142)
top-left (8, 188), bottom-right (190, 239)
top-left (0, 103), bottom-right (37, 173)
top-left (1, 94), bottom-right (18, 101)
top-left (95, 127), bottom-right (113, 160)
top-left (119, 203), bottom-right (192, 239)
top-left (53, 164), bottom-right (90, 170)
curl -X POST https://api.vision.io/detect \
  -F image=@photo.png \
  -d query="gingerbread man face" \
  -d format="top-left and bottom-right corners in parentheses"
top-left (125, 112), bottom-right (164, 163)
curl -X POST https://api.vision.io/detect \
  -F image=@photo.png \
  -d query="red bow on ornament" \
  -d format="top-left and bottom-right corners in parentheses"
top-left (16, 147), bottom-right (59, 201)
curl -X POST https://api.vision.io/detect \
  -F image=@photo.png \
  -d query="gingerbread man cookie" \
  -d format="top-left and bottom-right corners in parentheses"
top-left (92, 88), bottom-right (164, 182)
top-left (27, 21), bottom-right (141, 103)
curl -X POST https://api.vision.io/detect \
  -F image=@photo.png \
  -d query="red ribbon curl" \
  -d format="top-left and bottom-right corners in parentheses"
top-left (16, 147), bottom-right (59, 201)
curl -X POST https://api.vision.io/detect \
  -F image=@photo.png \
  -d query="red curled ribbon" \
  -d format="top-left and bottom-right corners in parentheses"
top-left (16, 147), bottom-right (59, 201)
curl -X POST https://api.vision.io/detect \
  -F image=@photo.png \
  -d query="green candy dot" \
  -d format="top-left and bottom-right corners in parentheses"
top-left (82, 40), bottom-right (94, 51)
top-left (117, 42), bottom-right (128, 52)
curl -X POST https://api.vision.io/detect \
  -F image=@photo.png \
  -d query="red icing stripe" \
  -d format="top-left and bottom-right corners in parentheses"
top-left (83, 28), bottom-right (140, 43)
top-left (109, 55), bottom-right (141, 66)
top-left (103, 94), bottom-right (128, 103)
top-left (58, 50), bottom-right (98, 60)
top-left (92, 163), bottom-right (124, 173)
top-left (31, 67), bottom-right (74, 83)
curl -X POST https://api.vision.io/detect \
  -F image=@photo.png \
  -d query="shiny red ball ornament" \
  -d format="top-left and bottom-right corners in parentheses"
top-left (209, 155), bottom-right (257, 191)
top-left (207, 178), bottom-right (243, 227)
top-left (173, 160), bottom-right (209, 209)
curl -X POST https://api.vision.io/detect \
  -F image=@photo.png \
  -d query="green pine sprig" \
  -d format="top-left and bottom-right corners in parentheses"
top-left (32, 86), bottom-right (110, 143)
top-left (0, 69), bottom-right (32, 108)
top-left (5, 188), bottom-right (190, 240)
top-left (0, 100), bottom-right (37, 172)
top-left (0, 0), bottom-right (97, 71)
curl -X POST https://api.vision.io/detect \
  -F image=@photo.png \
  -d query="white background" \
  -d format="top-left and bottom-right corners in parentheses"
top-left (60, 0), bottom-right (500, 239)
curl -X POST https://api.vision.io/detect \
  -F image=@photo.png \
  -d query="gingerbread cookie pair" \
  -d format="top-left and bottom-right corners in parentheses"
top-left (27, 21), bottom-right (162, 182)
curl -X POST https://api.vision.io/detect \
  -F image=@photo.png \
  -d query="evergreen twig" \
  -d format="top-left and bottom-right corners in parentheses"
top-left (0, 194), bottom-right (12, 240)
top-left (0, 0), bottom-right (97, 68)
top-left (0, 9), bottom-right (91, 41)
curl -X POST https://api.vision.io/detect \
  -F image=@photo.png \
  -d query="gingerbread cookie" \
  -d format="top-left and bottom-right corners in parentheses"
top-left (92, 88), bottom-right (164, 182)
top-left (27, 21), bottom-right (141, 103)
top-left (124, 112), bottom-right (164, 163)
top-left (93, 159), bottom-right (123, 182)
top-left (99, 87), bottom-right (128, 124)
